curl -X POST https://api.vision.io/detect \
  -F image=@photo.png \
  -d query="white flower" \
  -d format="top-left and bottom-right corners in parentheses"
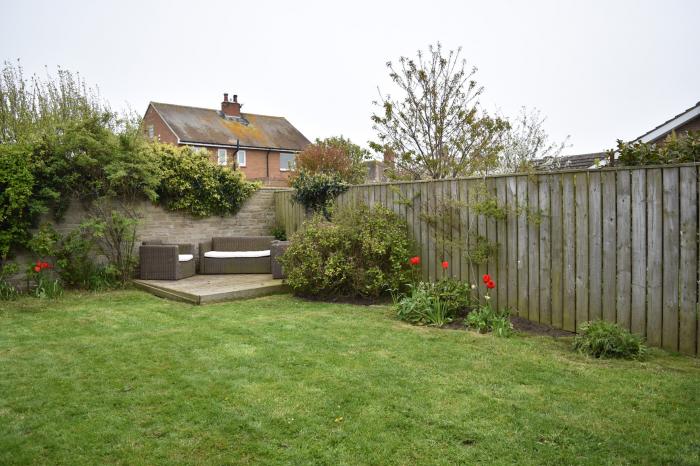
top-left (484, 295), bottom-right (491, 300)
top-left (471, 284), bottom-right (477, 289)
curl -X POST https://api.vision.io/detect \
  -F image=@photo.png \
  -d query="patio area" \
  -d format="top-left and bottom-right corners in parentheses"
top-left (133, 274), bottom-right (287, 305)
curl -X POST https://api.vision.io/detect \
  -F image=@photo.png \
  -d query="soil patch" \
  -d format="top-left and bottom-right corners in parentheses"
top-left (441, 316), bottom-right (574, 337)
top-left (509, 316), bottom-right (574, 337)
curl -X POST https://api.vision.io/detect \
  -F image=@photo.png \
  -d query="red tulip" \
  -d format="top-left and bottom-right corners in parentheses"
top-left (486, 280), bottom-right (495, 289)
top-left (409, 256), bottom-right (421, 266)
top-left (482, 274), bottom-right (491, 284)
top-left (441, 261), bottom-right (449, 269)
top-left (33, 265), bottom-right (41, 272)
top-left (41, 262), bottom-right (48, 269)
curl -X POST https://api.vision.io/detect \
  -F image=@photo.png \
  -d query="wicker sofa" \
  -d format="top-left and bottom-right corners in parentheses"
top-left (139, 240), bottom-right (196, 280)
top-left (199, 236), bottom-right (274, 274)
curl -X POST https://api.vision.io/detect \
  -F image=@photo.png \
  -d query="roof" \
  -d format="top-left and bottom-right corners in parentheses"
top-left (149, 102), bottom-right (311, 151)
top-left (534, 152), bottom-right (608, 171)
top-left (635, 101), bottom-right (700, 144)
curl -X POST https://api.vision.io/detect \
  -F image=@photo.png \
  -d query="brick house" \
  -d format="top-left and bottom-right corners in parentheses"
top-left (142, 94), bottom-right (311, 186)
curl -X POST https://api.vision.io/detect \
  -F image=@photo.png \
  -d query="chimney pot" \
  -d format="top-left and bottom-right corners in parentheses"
top-left (221, 93), bottom-right (241, 117)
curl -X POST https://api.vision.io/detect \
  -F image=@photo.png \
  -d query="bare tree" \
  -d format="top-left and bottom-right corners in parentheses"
top-left (498, 107), bottom-right (570, 173)
top-left (370, 43), bottom-right (509, 180)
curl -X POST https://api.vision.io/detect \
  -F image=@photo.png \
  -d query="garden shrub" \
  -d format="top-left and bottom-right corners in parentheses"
top-left (293, 136), bottom-right (369, 185)
top-left (466, 304), bottom-right (513, 337)
top-left (395, 278), bottom-right (472, 326)
top-left (610, 131), bottom-right (700, 166)
top-left (156, 144), bottom-right (259, 217)
top-left (573, 321), bottom-right (646, 360)
top-left (270, 223), bottom-right (287, 241)
top-left (83, 203), bottom-right (140, 285)
top-left (290, 171), bottom-right (349, 219)
top-left (0, 262), bottom-right (19, 300)
top-left (54, 223), bottom-right (118, 290)
top-left (279, 204), bottom-right (412, 299)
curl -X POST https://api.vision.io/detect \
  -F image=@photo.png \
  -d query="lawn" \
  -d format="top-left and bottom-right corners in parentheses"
top-left (1, 291), bottom-right (699, 465)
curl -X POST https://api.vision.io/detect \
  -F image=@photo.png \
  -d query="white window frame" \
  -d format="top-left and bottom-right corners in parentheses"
top-left (237, 150), bottom-right (247, 167)
top-left (147, 124), bottom-right (154, 139)
top-left (217, 148), bottom-right (228, 166)
top-left (279, 152), bottom-right (296, 172)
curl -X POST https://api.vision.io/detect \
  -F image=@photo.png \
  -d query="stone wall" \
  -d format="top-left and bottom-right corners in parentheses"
top-left (51, 189), bottom-right (277, 254)
top-left (11, 189), bottom-right (277, 280)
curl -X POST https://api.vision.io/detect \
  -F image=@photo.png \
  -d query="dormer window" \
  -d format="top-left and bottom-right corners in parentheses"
top-left (217, 148), bottom-right (227, 165)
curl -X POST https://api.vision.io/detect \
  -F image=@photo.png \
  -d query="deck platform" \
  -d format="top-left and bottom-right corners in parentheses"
top-left (133, 274), bottom-right (287, 305)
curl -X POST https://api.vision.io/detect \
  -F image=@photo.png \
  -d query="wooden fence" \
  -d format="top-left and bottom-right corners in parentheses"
top-left (274, 163), bottom-right (700, 356)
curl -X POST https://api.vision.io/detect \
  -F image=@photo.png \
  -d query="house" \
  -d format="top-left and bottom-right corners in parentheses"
top-left (537, 100), bottom-right (700, 171)
top-left (142, 94), bottom-right (311, 186)
top-left (633, 100), bottom-right (700, 145)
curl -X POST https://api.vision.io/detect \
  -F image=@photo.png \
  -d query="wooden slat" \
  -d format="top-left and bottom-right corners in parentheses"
top-left (646, 169), bottom-right (663, 347)
top-left (458, 180), bottom-right (470, 284)
top-left (550, 174), bottom-right (564, 329)
top-left (631, 169), bottom-right (647, 335)
top-left (662, 168), bottom-right (680, 352)
top-left (562, 174), bottom-right (576, 331)
top-left (601, 171), bottom-right (617, 323)
top-left (588, 172), bottom-right (603, 321)
top-left (679, 166), bottom-right (697, 355)
top-left (517, 177), bottom-right (529, 318)
top-left (420, 182), bottom-right (430, 281)
top-left (506, 177), bottom-right (518, 310)
top-left (496, 177), bottom-right (508, 310)
top-left (440, 181), bottom-right (450, 278)
top-left (451, 180), bottom-right (461, 280)
top-left (616, 170), bottom-right (632, 330)
top-left (575, 172), bottom-right (589, 329)
top-left (468, 180), bottom-right (479, 289)
top-left (486, 178), bottom-right (498, 305)
top-left (538, 175), bottom-right (552, 325)
top-left (427, 181), bottom-right (437, 281)
top-left (528, 177), bottom-right (540, 322)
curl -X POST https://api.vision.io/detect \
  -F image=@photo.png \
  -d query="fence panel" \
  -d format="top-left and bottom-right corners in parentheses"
top-left (273, 163), bottom-right (700, 355)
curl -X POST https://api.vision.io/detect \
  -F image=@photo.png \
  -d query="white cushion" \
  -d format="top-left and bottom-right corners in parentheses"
top-left (204, 250), bottom-right (270, 259)
top-left (178, 254), bottom-right (194, 262)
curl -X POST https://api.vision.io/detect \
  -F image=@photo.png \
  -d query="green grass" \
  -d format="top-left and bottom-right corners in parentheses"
top-left (1, 291), bottom-right (699, 465)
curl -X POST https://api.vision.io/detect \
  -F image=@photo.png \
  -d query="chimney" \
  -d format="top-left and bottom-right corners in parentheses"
top-left (383, 147), bottom-right (395, 167)
top-left (221, 92), bottom-right (241, 117)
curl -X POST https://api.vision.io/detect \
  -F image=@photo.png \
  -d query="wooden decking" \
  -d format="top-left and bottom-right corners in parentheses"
top-left (133, 274), bottom-right (287, 305)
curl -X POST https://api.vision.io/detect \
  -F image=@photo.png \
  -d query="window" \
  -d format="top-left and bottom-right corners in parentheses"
top-left (237, 150), bottom-right (247, 167)
top-left (147, 124), bottom-right (154, 139)
top-left (279, 152), bottom-right (296, 171)
top-left (217, 148), bottom-right (227, 165)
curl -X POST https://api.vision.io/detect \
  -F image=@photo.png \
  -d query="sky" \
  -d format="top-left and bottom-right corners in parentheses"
top-left (2, 0), bottom-right (699, 155)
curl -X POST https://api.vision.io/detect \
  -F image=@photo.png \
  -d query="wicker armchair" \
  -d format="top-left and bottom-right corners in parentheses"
top-left (199, 236), bottom-right (274, 274)
top-left (139, 240), bottom-right (196, 280)
top-left (270, 240), bottom-right (291, 279)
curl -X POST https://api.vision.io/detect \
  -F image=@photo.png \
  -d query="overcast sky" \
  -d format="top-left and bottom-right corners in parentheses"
top-left (2, 0), bottom-right (699, 155)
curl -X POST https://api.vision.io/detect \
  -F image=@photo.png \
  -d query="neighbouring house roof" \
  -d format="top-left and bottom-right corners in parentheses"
top-left (534, 152), bottom-right (609, 171)
top-left (634, 101), bottom-right (700, 144)
top-left (149, 102), bottom-right (311, 151)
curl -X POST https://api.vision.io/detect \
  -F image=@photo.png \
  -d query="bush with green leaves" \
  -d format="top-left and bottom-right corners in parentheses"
top-left (466, 304), bottom-right (513, 337)
top-left (270, 223), bottom-right (287, 241)
top-left (279, 204), bottom-right (412, 299)
top-left (156, 144), bottom-right (259, 217)
top-left (573, 321), bottom-right (646, 360)
top-left (395, 278), bottom-right (472, 326)
top-left (53, 223), bottom-right (118, 290)
top-left (0, 262), bottom-right (19, 300)
top-left (290, 171), bottom-right (349, 219)
top-left (610, 131), bottom-right (700, 166)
